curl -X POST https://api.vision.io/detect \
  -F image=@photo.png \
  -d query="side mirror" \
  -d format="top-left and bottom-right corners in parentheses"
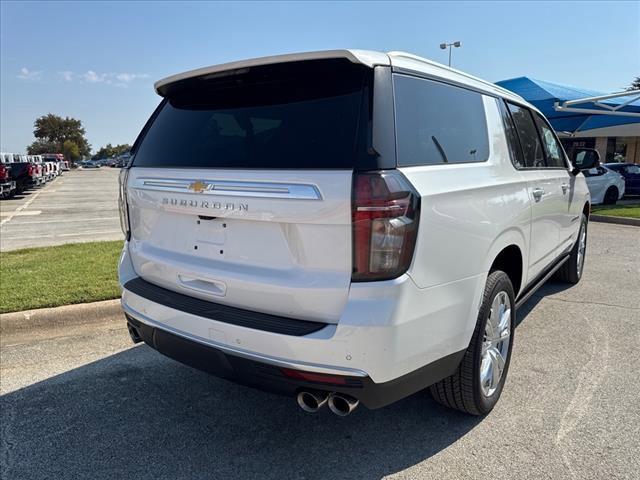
top-left (571, 148), bottom-right (600, 175)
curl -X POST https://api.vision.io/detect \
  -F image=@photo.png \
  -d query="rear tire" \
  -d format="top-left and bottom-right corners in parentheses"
top-left (429, 270), bottom-right (515, 415)
top-left (555, 213), bottom-right (587, 284)
top-left (603, 187), bottom-right (618, 205)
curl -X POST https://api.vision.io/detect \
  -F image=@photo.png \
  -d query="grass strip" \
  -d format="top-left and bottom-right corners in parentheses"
top-left (592, 204), bottom-right (640, 219)
top-left (0, 241), bottom-right (123, 314)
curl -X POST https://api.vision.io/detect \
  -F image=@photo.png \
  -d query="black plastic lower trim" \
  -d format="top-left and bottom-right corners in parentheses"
top-left (126, 314), bottom-right (465, 409)
top-left (515, 252), bottom-right (570, 310)
top-left (123, 277), bottom-right (327, 336)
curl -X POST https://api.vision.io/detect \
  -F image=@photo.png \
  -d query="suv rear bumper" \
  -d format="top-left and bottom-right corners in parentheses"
top-left (125, 310), bottom-right (464, 409)
top-left (119, 243), bottom-right (484, 407)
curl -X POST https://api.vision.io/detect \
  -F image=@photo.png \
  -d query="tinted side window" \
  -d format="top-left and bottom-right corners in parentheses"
top-left (534, 113), bottom-right (566, 168)
top-left (507, 103), bottom-right (545, 168)
top-left (394, 75), bottom-right (489, 166)
top-left (498, 100), bottom-right (524, 168)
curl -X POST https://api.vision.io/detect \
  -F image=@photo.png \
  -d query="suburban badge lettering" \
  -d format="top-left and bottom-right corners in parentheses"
top-left (162, 197), bottom-right (248, 212)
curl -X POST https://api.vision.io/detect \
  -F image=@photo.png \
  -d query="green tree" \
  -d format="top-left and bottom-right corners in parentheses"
top-left (627, 77), bottom-right (640, 91)
top-left (93, 143), bottom-right (131, 159)
top-left (26, 139), bottom-right (59, 155)
top-left (93, 143), bottom-right (114, 159)
top-left (62, 140), bottom-right (81, 162)
top-left (113, 143), bottom-right (132, 156)
top-left (27, 113), bottom-right (91, 158)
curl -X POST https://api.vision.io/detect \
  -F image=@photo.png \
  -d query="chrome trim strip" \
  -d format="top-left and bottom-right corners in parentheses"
top-left (121, 302), bottom-right (368, 378)
top-left (132, 177), bottom-right (322, 200)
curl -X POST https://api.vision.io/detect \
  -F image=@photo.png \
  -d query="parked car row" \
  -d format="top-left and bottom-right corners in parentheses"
top-left (0, 152), bottom-right (68, 198)
top-left (86, 153), bottom-right (131, 168)
top-left (78, 160), bottom-right (102, 168)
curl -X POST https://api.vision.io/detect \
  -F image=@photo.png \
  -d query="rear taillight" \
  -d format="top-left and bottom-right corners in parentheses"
top-left (27, 164), bottom-right (35, 176)
top-left (0, 164), bottom-right (7, 180)
top-left (118, 168), bottom-right (131, 240)
top-left (351, 170), bottom-right (420, 281)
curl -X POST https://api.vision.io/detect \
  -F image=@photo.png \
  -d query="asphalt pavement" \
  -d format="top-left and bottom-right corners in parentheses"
top-left (1, 222), bottom-right (638, 480)
top-left (0, 168), bottom-right (123, 251)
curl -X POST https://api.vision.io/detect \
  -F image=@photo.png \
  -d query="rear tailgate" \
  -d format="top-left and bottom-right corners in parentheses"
top-left (127, 168), bottom-right (351, 322)
top-left (125, 58), bottom-right (374, 323)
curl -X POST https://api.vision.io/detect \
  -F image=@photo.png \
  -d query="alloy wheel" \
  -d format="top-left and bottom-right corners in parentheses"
top-left (576, 220), bottom-right (587, 278)
top-left (480, 291), bottom-right (511, 397)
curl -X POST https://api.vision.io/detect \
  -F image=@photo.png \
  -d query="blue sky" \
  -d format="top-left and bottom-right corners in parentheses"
top-left (1, 0), bottom-right (638, 154)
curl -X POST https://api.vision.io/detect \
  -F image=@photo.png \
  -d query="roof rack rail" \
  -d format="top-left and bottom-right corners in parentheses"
top-left (387, 50), bottom-right (521, 99)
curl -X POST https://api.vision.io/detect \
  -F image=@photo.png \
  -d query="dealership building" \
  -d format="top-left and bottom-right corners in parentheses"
top-left (496, 77), bottom-right (640, 164)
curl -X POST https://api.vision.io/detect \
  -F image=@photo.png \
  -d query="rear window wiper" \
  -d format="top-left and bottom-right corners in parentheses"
top-left (431, 135), bottom-right (449, 163)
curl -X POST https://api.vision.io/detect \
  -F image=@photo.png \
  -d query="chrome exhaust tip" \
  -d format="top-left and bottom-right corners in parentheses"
top-left (328, 393), bottom-right (359, 416)
top-left (296, 390), bottom-right (329, 413)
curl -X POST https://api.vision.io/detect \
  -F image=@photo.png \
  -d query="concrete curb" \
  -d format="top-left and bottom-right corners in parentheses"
top-left (0, 299), bottom-right (123, 335)
top-left (590, 215), bottom-right (640, 227)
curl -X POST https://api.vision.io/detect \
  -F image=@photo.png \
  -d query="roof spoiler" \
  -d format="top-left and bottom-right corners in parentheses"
top-left (154, 49), bottom-right (390, 96)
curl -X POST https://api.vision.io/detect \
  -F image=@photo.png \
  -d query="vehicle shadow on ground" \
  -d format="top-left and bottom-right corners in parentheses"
top-left (1, 188), bottom-right (39, 201)
top-left (0, 282), bottom-right (570, 480)
top-left (2, 193), bottom-right (30, 201)
top-left (515, 280), bottom-right (572, 327)
top-left (1, 345), bottom-right (482, 480)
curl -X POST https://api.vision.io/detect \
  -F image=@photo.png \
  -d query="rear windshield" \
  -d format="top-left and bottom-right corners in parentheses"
top-left (133, 59), bottom-right (372, 169)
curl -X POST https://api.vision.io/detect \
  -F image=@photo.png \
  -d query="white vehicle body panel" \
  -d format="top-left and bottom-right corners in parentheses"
top-left (120, 49), bottom-right (592, 399)
top-left (126, 168), bottom-right (353, 323)
top-left (120, 245), bottom-right (484, 383)
top-left (400, 97), bottom-right (531, 291)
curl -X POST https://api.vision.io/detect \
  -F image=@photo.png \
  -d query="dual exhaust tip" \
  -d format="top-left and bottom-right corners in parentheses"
top-left (296, 390), bottom-right (359, 416)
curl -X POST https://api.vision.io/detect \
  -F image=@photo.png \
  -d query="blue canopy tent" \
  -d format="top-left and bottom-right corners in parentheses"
top-left (495, 77), bottom-right (640, 136)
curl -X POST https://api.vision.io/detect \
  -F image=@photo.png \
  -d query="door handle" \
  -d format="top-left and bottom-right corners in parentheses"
top-left (532, 187), bottom-right (545, 201)
top-left (561, 183), bottom-right (570, 194)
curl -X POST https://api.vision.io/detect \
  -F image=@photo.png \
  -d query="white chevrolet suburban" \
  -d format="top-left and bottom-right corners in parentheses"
top-left (118, 50), bottom-right (597, 416)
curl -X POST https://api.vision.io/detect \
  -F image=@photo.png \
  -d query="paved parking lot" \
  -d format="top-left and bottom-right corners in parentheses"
top-left (0, 168), bottom-right (123, 251)
top-left (1, 223), bottom-right (639, 480)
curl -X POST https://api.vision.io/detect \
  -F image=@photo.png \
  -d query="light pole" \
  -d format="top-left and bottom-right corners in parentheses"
top-left (440, 41), bottom-right (461, 67)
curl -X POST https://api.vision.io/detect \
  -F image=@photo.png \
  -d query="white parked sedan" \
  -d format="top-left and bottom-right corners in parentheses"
top-left (583, 165), bottom-right (625, 204)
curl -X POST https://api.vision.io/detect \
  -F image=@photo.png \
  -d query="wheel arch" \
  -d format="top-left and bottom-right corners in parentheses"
top-left (489, 245), bottom-right (523, 298)
top-left (483, 228), bottom-right (527, 298)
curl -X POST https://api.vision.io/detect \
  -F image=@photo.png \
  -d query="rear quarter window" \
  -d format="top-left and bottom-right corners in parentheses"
top-left (393, 74), bottom-right (489, 166)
